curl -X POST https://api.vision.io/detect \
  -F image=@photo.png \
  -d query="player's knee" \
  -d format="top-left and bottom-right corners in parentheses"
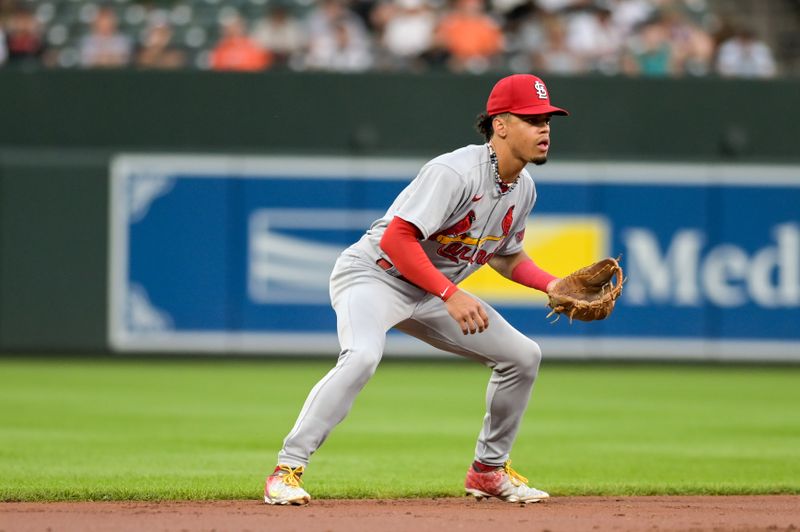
top-left (342, 346), bottom-right (382, 382)
top-left (518, 341), bottom-right (542, 380)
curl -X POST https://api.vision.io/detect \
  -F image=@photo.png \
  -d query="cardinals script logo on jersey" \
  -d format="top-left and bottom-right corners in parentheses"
top-left (431, 207), bottom-right (517, 265)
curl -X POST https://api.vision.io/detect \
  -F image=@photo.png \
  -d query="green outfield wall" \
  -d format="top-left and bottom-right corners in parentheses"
top-left (1, 70), bottom-right (799, 354)
top-left (2, 70), bottom-right (800, 159)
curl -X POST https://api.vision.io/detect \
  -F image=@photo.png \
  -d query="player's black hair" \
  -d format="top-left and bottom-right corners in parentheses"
top-left (475, 113), bottom-right (494, 142)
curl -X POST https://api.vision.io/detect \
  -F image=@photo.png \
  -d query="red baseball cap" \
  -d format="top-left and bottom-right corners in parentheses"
top-left (486, 74), bottom-right (569, 117)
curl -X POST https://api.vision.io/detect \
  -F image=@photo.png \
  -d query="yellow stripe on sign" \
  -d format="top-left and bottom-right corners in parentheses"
top-left (459, 216), bottom-right (610, 302)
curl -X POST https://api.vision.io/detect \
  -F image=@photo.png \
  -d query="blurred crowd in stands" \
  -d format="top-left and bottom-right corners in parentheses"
top-left (0, 0), bottom-right (789, 78)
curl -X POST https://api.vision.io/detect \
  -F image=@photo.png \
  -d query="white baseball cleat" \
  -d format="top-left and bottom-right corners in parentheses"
top-left (264, 465), bottom-right (311, 505)
top-left (465, 460), bottom-right (549, 504)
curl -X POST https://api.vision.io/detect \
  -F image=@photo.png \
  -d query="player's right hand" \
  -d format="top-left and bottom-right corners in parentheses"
top-left (445, 291), bottom-right (489, 335)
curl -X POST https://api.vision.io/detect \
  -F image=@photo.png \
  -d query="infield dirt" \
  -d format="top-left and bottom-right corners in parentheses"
top-left (2, 496), bottom-right (799, 531)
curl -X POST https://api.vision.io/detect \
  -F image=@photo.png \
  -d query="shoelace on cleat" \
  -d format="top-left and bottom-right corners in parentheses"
top-left (275, 465), bottom-right (304, 488)
top-left (502, 461), bottom-right (528, 487)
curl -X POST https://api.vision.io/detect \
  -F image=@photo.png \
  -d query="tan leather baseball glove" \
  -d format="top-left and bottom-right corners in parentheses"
top-left (546, 257), bottom-right (624, 323)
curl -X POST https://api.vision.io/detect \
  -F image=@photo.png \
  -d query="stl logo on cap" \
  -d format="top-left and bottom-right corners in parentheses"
top-left (534, 80), bottom-right (548, 100)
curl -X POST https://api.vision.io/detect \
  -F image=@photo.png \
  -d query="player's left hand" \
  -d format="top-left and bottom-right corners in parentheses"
top-left (445, 290), bottom-right (490, 335)
top-left (546, 256), bottom-right (624, 322)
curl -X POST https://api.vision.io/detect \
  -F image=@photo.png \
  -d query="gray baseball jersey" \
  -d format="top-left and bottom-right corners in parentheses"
top-left (277, 143), bottom-right (543, 470)
top-left (353, 144), bottom-right (536, 284)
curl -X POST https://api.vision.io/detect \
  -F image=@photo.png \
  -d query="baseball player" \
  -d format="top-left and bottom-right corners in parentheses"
top-left (265, 74), bottom-right (568, 505)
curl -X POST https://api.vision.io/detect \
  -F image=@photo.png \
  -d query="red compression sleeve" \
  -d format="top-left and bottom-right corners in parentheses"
top-left (511, 258), bottom-right (558, 293)
top-left (380, 217), bottom-right (459, 301)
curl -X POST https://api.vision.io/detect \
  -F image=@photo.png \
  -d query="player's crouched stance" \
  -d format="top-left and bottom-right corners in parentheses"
top-left (265, 74), bottom-right (569, 506)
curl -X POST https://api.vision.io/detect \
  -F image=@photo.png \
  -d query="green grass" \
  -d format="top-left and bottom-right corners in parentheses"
top-left (1, 358), bottom-right (799, 501)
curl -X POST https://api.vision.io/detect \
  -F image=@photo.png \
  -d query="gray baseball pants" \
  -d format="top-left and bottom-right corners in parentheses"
top-left (277, 249), bottom-right (542, 467)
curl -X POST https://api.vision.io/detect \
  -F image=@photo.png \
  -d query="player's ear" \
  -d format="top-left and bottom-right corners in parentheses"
top-left (493, 115), bottom-right (508, 139)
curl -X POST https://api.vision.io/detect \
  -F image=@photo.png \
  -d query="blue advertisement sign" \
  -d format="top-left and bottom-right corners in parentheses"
top-left (109, 155), bottom-right (800, 360)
